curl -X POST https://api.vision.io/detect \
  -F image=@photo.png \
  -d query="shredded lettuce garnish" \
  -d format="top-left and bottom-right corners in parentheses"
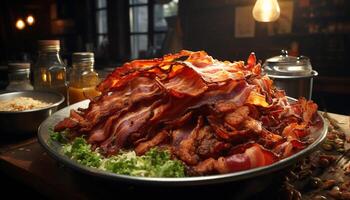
top-left (49, 131), bottom-right (185, 177)
top-left (102, 148), bottom-right (185, 177)
top-left (62, 137), bottom-right (102, 168)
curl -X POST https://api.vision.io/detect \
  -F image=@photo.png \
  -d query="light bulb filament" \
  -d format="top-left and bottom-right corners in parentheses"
top-left (15, 19), bottom-right (26, 30)
top-left (252, 0), bottom-right (281, 22)
top-left (27, 15), bottom-right (35, 25)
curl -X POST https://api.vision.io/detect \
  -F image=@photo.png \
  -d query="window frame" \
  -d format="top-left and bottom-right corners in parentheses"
top-left (95, 0), bottom-right (108, 48)
top-left (128, 0), bottom-right (168, 58)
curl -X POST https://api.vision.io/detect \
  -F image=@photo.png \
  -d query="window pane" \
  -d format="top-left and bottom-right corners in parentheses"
top-left (129, 6), bottom-right (148, 33)
top-left (96, 10), bottom-right (108, 34)
top-left (131, 35), bottom-right (148, 59)
top-left (162, 0), bottom-right (178, 17)
top-left (96, 0), bottom-right (107, 9)
top-left (97, 35), bottom-right (108, 47)
top-left (96, 35), bottom-right (109, 57)
top-left (154, 4), bottom-right (167, 32)
top-left (154, 33), bottom-right (166, 50)
top-left (129, 0), bottom-right (147, 5)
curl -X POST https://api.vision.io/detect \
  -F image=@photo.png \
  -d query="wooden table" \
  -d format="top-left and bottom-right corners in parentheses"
top-left (0, 113), bottom-right (349, 199)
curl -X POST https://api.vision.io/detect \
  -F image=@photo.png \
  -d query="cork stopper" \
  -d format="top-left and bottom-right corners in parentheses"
top-left (8, 62), bottom-right (30, 72)
top-left (72, 52), bottom-right (94, 65)
top-left (38, 40), bottom-right (60, 51)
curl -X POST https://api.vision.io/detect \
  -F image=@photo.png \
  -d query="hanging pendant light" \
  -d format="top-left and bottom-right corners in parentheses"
top-left (26, 15), bottom-right (35, 26)
top-left (15, 19), bottom-right (26, 30)
top-left (252, 0), bottom-right (281, 22)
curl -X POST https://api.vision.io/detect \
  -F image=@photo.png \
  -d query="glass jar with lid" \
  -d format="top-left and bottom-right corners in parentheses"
top-left (6, 62), bottom-right (34, 91)
top-left (33, 40), bottom-right (67, 103)
top-left (68, 52), bottom-right (100, 104)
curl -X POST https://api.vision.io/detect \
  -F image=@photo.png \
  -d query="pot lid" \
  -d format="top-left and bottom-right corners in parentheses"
top-left (263, 50), bottom-right (314, 77)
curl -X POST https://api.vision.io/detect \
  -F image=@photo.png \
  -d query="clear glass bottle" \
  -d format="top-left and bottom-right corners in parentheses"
top-left (6, 62), bottom-right (34, 91)
top-left (33, 40), bottom-right (67, 104)
top-left (68, 52), bottom-right (100, 105)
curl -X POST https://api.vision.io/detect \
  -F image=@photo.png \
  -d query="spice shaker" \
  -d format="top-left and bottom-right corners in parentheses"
top-left (6, 62), bottom-right (34, 91)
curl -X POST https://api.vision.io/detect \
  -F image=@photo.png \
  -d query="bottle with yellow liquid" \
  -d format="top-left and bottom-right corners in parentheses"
top-left (68, 52), bottom-right (100, 105)
top-left (33, 40), bottom-right (67, 106)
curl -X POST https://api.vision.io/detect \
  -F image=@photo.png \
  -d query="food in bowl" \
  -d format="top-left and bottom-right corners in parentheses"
top-left (0, 96), bottom-right (51, 111)
top-left (50, 50), bottom-right (322, 177)
top-left (0, 91), bottom-right (64, 135)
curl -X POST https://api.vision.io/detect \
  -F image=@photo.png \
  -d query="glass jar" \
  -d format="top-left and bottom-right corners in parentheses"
top-left (6, 62), bottom-right (34, 91)
top-left (68, 52), bottom-right (100, 105)
top-left (33, 40), bottom-right (67, 104)
top-left (0, 66), bottom-right (9, 90)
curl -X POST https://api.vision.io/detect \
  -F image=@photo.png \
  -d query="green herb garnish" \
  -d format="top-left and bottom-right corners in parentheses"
top-left (53, 134), bottom-right (185, 177)
top-left (49, 128), bottom-right (68, 144)
top-left (103, 148), bottom-right (185, 177)
top-left (62, 137), bottom-right (102, 168)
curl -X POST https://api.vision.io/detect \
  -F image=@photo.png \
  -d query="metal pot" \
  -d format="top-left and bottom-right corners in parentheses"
top-left (263, 50), bottom-right (318, 100)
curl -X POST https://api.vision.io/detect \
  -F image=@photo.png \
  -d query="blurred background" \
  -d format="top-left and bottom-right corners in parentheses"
top-left (0, 0), bottom-right (349, 114)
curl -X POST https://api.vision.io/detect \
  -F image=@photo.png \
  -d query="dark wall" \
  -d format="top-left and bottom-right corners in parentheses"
top-left (0, 0), bottom-right (94, 64)
top-left (178, 0), bottom-right (350, 114)
top-left (179, 0), bottom-right (350, 76)
top-left (0, 0), bottom-right (52, 62)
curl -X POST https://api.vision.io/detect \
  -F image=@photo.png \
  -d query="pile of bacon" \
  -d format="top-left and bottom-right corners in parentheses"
top-left (55, 50), bottom-right (320, 175)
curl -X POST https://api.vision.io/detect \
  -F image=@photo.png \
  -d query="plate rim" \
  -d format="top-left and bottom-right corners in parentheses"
top-left (37, 98), bottom-right (328, 186)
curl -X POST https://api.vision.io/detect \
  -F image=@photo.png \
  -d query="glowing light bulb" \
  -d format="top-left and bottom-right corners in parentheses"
top-left (26, 15), bottom-right (35, 25)
top-left (16, 19), bottom-right (26, 30)
top-left (252, 0), bottom-right (280, 22)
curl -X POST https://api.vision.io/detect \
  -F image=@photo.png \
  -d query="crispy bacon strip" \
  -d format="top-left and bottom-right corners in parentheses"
top-left (135, 130), bottom-right (169, 155)
top-left (193, 143), bottom-right (278, 174)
